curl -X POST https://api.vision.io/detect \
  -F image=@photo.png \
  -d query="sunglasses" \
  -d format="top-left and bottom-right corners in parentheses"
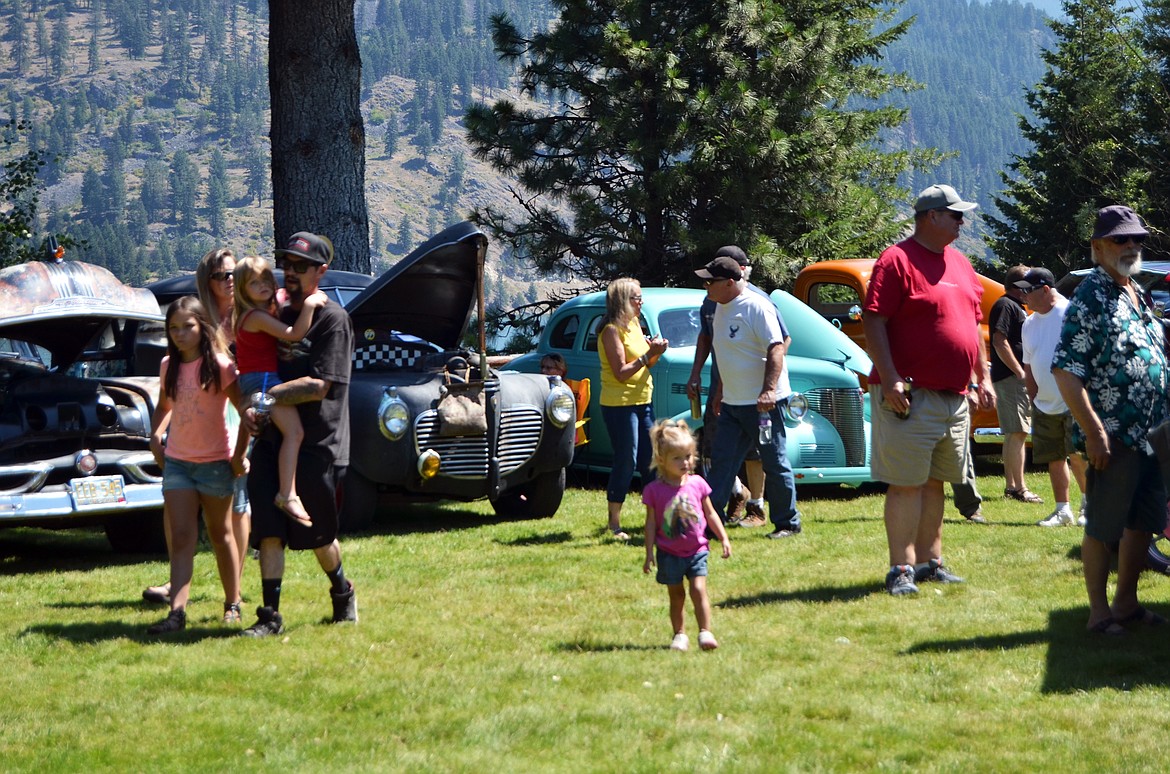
top-left (209, 271), bottom-right (233, 282)
top-left (1110, 234), bottom-right (1147, 245)
top-left (703, 278), bottom-right (729, 287)
top-left (278, 258), bottom-right (317, 274)
top-left (935, 208), bottom-right (965, 221)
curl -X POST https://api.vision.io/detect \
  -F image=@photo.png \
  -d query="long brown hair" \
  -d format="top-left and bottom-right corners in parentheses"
top-left (163, 296), bottom-right (222, 400)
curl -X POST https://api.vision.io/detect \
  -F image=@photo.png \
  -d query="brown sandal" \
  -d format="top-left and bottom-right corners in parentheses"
top-left (275, 493), bottom-right (313, 527)
top-left (1004, 488), bottom-right (1043, 504)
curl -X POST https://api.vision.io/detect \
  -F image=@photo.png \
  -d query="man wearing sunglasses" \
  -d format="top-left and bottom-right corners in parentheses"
top-left (989, 264), bottom-right (1041, 505)
top-left (1016, 267), bottom-right (1087, 528)
top-left (863, 183), bottom-right (994, 596)
top-left (241, 231), bottom-right (357, 637)
top-left (1052, 205), bottom-right (1168, 635)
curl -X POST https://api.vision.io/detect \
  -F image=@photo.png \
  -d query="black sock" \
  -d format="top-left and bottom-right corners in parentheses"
top-left (326, 562), bottom-right (349, 595)
top-left (262, 577), bottom-right (282, 611)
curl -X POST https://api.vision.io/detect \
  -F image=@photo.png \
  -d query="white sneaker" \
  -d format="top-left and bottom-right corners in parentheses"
top-left (670, 633), bottom-right (689, 651)
top-left (1038, 508), bottom-right (1075, 527)
top-left (1078, 501), bottom-right (1087, 526)
top-left (698, 630), bottom-right (719, 650)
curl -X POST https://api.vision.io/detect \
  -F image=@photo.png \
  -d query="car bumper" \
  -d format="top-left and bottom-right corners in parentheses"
top-left (791, 467), bottom-right (873, 486)
top-left (0, 452), bottom-right (164, 524)
top-left (0, 482), bottom-right (164, 524)
top-left (972, 427), bottom-right (1032, 445)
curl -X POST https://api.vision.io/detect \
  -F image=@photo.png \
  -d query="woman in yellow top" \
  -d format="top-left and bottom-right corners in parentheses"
top-left (599, 278), bottom-right (668, 539)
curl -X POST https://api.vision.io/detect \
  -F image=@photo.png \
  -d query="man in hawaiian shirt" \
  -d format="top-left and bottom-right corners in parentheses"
top-left (1053, 205), bottom-right (1169, 635)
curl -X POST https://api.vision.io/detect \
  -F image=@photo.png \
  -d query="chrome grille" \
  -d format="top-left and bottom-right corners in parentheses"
top-left (805, 387), bottom-right (866, 467)
top-left (415, 405), bottom-right (544, 478)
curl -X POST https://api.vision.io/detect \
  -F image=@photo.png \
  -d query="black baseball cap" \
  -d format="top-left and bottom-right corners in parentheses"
top-left (275, 231), bottom-right (334, 265)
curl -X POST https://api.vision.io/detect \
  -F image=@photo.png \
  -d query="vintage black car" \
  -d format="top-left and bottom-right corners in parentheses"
top-left (0, 259), bottom-right (165, 552)
top-left (147, 223), bottom-right (576, 528)
top-left (342, 222), bottom-right (575, 527)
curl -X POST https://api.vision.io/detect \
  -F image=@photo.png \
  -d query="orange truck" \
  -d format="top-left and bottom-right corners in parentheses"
top-left (792, 259), bottom-right (1006, 445)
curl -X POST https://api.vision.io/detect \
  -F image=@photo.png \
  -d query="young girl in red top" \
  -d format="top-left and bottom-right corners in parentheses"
top-left (232, 255), bottom-right (327, 527)
top-left (147, 297), bottom-right (251, 633)
top-left (642, 420), bottom-right (731, 651)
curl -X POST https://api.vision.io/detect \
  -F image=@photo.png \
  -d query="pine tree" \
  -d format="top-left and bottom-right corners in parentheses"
top-left (986, 0), bottom-right (1146, 274)
top-left (465, 0), bottom-right (934, 289)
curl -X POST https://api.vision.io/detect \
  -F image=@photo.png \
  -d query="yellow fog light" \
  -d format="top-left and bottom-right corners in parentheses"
top-left (418, 449), bottom-right (441, 479)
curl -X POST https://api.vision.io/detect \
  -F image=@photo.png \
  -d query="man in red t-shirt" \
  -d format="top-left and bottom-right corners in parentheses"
top-left (863, 184), bottom-right (996, 596)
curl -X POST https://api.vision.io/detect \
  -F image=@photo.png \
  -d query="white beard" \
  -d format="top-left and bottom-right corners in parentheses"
top-left (1118, 254), bottom-right (1143, 277)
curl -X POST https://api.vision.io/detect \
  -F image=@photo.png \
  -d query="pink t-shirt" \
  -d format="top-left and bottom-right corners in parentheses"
top-left (642, 475), bottom-right (711, 558)
top-left (864, 238), bottom-right (983, 394)
top-left (159, 352), bottom-right (239, 463)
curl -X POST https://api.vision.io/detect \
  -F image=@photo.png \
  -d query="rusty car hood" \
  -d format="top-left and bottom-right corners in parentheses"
top-left (0, 260), bottom-right (163, 365)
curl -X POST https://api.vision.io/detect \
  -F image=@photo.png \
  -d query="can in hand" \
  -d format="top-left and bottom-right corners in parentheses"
top-left (690, 391), bottom-right (702, 420)
top-left (895, 378), bottom-right (913, 420)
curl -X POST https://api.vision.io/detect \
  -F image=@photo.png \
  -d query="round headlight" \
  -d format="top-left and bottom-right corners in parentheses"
top-left (418, 448), bottom-right (441, 479)
top-left (785, 392), bottom-right (809, 422)
top-left (546, 383), bottom-right (575, 428)
top-left (378, 386), bottom-right (410, 440)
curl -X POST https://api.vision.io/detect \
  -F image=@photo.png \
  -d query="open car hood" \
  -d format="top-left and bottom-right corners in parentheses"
top-left (770, 289), bottom-right (872, 377)
top-left (0, 260), bottom-right (162, 365)
top-left (346, 221), bottom-right (487, 350)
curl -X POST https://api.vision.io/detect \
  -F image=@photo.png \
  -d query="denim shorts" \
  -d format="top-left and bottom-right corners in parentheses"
top-left (656, 549), bottom-right (709, 585)
top-left (239, 371), bottom-right (282, 396)
top-left (163, 457), bottom-right (236, 498)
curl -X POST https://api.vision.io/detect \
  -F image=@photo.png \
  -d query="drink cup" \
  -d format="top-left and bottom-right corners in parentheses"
top-left (251, 391), bottom-right (276, 431)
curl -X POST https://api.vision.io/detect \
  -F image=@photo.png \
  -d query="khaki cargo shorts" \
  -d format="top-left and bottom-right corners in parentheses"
top-left (993, 375), bottom-right (1031, 434)
top-left (871, 385), bottom-right (969, 487)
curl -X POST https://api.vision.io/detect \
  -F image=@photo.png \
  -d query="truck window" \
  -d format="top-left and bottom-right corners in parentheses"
top-left (548, 314), bottom-right (580, 350)
top-left (656, 308), bottom-right (700, 347)
top-left (809, 282), bottom-right (861, 322)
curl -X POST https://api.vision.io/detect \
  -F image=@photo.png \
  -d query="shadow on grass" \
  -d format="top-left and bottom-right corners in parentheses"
top-left (22, 619), bottom-right (240, 644)
top-left (554, 641), bottom-right (662, 653)
top-left (905, 606), bottom-right (1170, 692)
top-left (357, 503), bottom-right (537, 536)
top-left (717, 582), bottom-right (877, 608)
top-left (0, 528), bottom-right (159, 576)
top-left (497, 531), bottom-right (575, 547)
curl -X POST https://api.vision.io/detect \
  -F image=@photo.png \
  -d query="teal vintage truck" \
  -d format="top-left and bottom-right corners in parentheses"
top-left (505, 286), bottom-right (873, 486)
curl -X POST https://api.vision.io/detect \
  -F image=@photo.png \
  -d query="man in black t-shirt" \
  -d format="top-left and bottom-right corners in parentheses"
top-left (242, 231), bottom-right (357, 637)
top-left (990, 264), bottom-right (1040, 505)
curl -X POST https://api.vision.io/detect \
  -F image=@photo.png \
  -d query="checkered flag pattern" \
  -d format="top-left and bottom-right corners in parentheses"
top-left (353, 344), bottom-right (435, 371)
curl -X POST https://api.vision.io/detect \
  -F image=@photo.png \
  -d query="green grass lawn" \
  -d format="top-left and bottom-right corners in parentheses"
top-left (3, 462), bottom-right (1170, 772)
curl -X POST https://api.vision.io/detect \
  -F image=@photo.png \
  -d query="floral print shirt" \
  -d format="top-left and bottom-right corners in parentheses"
top-left (1051, 266), bottom-right (1168, 451)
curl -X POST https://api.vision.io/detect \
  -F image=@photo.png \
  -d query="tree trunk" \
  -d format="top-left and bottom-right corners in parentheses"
top-left (269, 0), bottom-right (370, 273)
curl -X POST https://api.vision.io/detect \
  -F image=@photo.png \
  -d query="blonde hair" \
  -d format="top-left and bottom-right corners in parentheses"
top-left (601, 277), bottom-right (641, 329)
top-left (649, 419), bottom-right (697, 474)
top-left (232, 255), bottom-right (277, 333)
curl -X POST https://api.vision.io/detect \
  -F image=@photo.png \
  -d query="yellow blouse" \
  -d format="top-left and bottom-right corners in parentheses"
top-left (599, 318), bottom-right (652, 407)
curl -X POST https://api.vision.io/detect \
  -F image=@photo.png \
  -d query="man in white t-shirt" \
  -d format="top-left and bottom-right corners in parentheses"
top-left (1018, 267), bottom-right (1088, 527)
top-left (695, 251), bottom-right (800, 539)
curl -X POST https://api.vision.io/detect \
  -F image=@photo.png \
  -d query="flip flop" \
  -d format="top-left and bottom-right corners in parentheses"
top-left (1088, 617), bottom-right (1126, 636)
top-left (275, 493), bottom-right (313, 527)
top-left (1115, 605), bottom-right (1167, 627)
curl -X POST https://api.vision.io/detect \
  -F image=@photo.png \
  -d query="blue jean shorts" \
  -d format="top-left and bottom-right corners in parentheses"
top-left (656, 549), bottom-right (709, 585)
top-left (163, 457), bottom-right (236, 498)
top-left (239, 371), bottom-right (282, 396)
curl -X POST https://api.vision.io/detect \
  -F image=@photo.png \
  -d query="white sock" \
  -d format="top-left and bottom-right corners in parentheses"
top-left (1056, 501), bottom-right (1070, 513)
top-left (748, 498), bottom-right (764, 508)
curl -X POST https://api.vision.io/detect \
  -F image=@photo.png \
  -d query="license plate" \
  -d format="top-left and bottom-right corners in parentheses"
top-left (70, 475), bottom-right (126, 506)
